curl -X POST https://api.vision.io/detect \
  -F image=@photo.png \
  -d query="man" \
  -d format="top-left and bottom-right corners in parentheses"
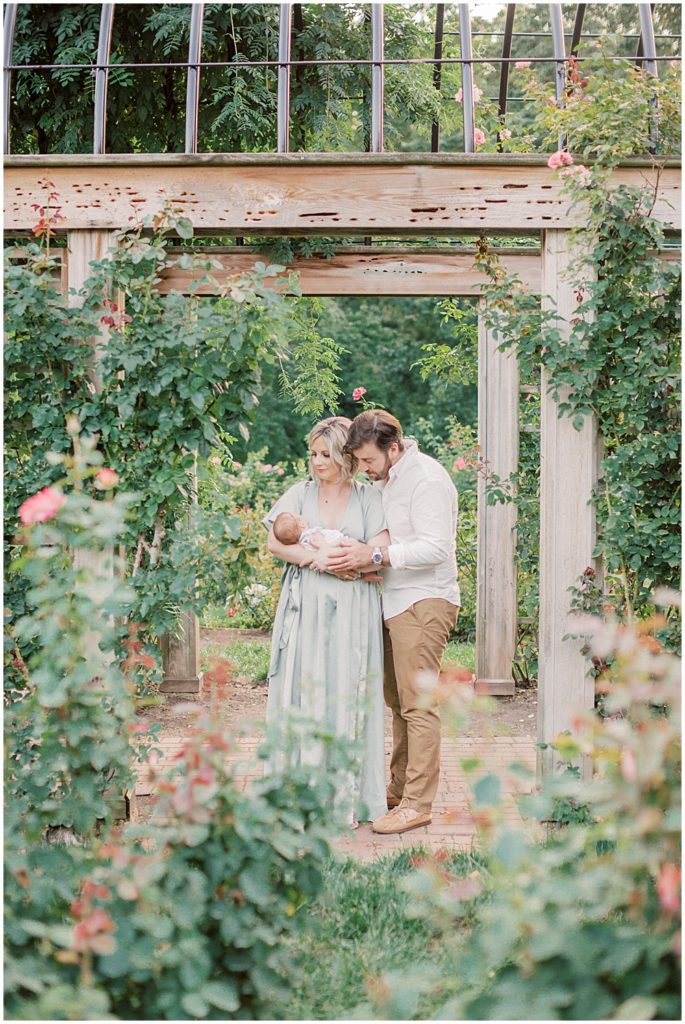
top-left (327, 409), bottom-right (460, 834)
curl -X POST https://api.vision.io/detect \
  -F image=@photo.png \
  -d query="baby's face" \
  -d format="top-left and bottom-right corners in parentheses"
top-left (294, 515), bottom-right (309, 532)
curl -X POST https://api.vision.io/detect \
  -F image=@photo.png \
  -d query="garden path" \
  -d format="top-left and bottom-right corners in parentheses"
top-left (134, 703), bottom-right (537, 861)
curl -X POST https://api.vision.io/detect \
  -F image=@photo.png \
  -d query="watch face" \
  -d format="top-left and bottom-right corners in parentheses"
top-left (372, 550), bottom-right (382, 564)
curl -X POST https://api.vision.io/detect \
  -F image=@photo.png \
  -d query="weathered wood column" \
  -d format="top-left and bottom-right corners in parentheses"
top-left (475, 308), bottom-right (518, 696)
top-left (538, 230), bottom-right (599, 778)
top-left (160, 612), bottom-right (201, 693)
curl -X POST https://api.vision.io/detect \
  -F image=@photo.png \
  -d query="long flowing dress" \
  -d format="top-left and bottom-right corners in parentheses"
top-left (264, 479), bottom-right (387, 822)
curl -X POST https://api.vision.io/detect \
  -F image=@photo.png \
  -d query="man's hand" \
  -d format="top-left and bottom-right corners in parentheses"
top-left (326, 538), bottom-right (373, 572)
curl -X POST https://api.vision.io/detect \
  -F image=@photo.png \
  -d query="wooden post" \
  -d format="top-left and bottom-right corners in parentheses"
top-left (476, 309), bottom-right (518, 696)
top-left (160, 611), bottom-right (201, 694)
top-left (538, 229), bottom-right (598, 778)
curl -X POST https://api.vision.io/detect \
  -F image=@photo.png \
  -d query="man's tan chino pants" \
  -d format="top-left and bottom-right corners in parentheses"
top-left (383, 598), bottom-right (459, 814)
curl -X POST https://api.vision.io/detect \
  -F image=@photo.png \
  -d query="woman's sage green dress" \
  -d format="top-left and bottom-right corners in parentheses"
top-left (264, 479), bottom-right (387, 822)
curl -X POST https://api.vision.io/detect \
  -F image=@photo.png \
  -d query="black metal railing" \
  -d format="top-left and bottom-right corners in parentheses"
top-left (2, 2), bottom-right (679, 157)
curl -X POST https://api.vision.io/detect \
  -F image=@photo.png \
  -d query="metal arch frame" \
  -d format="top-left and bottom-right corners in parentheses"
top-left (3, 4), bottom-right (681, 158)
top-left (371, 4), bottom-right (384, 153)
top-left (637, 3), bottom-right (658, 77)
top-left (497, 4), bottom-right (516, 152)
top-left (459, 3), bottom-right (475, 153)
top-left (277, 3), bottom-right (291, 154)
top-left (3, 3), bottom-right (17, 155)
top-left (569, 4), bottom-right (586, 57)
top-left (93, 4), bottom-right (114, 155)
top-left (431, 4), bottom-right (445, 153)
top-left (185, 3), bottom-right (204, 155)
top-left (549, 3), bottom-right (566, 107)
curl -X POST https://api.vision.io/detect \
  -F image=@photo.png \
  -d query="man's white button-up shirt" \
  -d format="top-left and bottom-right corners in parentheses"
top-left (376, 440), bottom-right (460, 620)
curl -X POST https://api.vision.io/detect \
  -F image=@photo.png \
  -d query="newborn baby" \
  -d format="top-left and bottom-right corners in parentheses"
top-left (272, 512), bottom-right (379, 579)
top-left (272, 511), bottom-right (346, 551)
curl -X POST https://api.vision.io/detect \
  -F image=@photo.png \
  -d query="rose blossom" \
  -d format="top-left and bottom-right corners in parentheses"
top-left (547, 150), bottom-right (574, 170)
top-left (96, 468), bottom-right (118, 489)
top-left (474, 128), bottom-right (485, 146)
top-left (352, 387), bottom-right (367, 401)
top-left (657, 863), bottom-right (681, 914)
top-left (19, 486), bottom-right (65, 525)
top-left (454, 458), bottom-right (468, 471)
top-left (514, 60), bottom-right (531, 69)
top-left (500, 128), bottom-right (512, 140)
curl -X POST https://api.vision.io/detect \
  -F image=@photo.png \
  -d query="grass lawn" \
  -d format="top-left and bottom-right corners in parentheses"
top-left (202, 638), bottom-right (475, 683)
top-left (282, 848), bottom-right (484, 1020)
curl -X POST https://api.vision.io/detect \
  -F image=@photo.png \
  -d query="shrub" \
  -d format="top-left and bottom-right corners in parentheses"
top-left (373, 607), bottom-right (682, 1020)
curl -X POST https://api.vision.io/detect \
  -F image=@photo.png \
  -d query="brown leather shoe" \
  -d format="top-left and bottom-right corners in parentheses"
top-left (386, 789), bottom-right (402, 809)
top-left (372, 805), bottom-right (432, 834)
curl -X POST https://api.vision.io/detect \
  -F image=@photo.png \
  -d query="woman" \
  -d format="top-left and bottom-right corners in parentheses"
top-left (264, 416), bottom-right (388, 825)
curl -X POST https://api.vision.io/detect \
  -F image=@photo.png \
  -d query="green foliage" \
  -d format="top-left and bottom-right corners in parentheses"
top-left (202, 640), bottom-right (271, 683)
top-left (278, 299), bottom-right (346, 418)
top-left (197, 449), bottom-right (301, 629)
top-left (4, 210), bottom-right (341, 664)
top-left (7, 712), bottom-right (349, 1021)
top-left (373, 612), bottom-right (682, 1021)
top-left (6, 431), bottom-right (137, 834)
top-left (282, 848), bottom-right (486, 1021)
top-left (519, 46), bottom-right (681, 164)
top-left (4, 436), bottom-right (140, 1018)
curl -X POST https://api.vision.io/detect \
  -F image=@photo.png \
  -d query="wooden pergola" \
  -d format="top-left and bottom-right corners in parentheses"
top-left (4, 151), bottom-right (681, 775)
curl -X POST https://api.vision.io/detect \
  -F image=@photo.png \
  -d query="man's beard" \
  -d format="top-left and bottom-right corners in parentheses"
top-left (367, 455), bottom-right (392, 482)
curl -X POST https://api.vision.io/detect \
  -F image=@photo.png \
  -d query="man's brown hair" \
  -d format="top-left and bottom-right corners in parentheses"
top-left (344, 409), bottom-right (404, 454)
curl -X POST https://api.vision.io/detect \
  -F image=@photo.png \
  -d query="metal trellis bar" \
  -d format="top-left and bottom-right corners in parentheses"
top-left (431, 3), bottom-right (445, 153)
top-left (185, 3), bottom-right (204, 154)
top-left (3, 3), bottom-right (17, 154)
top-left (93, 3), bottom-right (114, 155)
top-left (277, 4), bottom-right (292, 153)
top-left (371, 4), bottom-right (384, 153)
top-left (459, 3), bottom-right (475, 153)
top-left (549, 3), bottom-right (566, 151)
top-left (569, 4), bottom-right (586, 57)
top-left (497, 4), bottom-right (516, 151)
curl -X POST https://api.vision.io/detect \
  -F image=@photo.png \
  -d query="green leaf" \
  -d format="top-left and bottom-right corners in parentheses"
top-left (201, 980), bottom-right (240, 1012)
top-left (176, 218), bottom-right (194, 240)
top-left (181, 992), bottom-right (209, 1017)
top-left (473, 773), bottom-right (501, 806)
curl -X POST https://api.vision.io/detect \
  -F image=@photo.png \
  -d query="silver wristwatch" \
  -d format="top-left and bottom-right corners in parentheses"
top-left (371, 547), bottom-right (383, 566)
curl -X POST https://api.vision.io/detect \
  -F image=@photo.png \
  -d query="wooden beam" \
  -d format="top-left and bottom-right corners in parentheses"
top-left (159, 247), bottom-right (542, 296)
top-left (5, 154), bottom-right (680, 234)
top-left (538, 229), bottom-right (599, 780)
top-left (475, 310), bottom-right (518, 697)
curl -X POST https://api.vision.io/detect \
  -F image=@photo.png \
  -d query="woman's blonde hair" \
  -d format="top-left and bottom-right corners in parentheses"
top-left (308, 416), bottom-right (356, 482)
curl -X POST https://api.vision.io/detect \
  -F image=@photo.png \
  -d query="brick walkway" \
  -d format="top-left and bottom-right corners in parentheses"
top-left (135, 715), bottom-right (537, 861)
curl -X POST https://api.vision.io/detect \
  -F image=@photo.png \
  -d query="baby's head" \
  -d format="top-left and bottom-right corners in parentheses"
top-left (273, 512), bottom-right (309, 545)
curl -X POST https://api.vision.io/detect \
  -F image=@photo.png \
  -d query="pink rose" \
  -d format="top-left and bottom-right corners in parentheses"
top-left (454, 458), bottom-right (468, 471)
top-left (514, 60), bottom-right (531, 69)
top-left (657, 863), bottom-right (681, 914)
top-left (619, 748), bottom-right (637, 782)
top-left (352, 387), bottom-right (367, 401)
top-left (455, 85), bottom-right (482, 103)
top-left (500, 128), bottom-right (512, 140)
top-left (474, 128), bottom-right (485, 146)
top-left (210, 456), bottom-right (221, 466)
top-left (19, 486), bottom-right (65, 525)
top-left (547, 150), bottom-right (574, 170)
top-left (96, 468), bottom-right (118, 489)
top-left (277, 468), bottom-right (285, 476)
